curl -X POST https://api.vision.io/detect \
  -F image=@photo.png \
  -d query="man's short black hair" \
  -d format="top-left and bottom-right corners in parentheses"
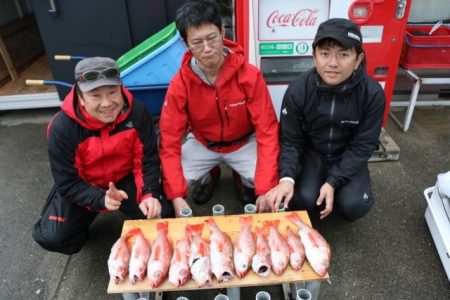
top-left (175, 0), bottom-right (222, 41)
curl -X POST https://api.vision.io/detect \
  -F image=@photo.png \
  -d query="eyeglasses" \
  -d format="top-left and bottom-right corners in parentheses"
top-left (77, 68), bottom-right (119, 82)
top-left (188, 34), bottom-right (223, 53)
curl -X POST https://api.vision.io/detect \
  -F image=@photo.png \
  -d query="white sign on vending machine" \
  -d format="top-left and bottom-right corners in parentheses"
top-left (258, 0), bottom-right (329, 41)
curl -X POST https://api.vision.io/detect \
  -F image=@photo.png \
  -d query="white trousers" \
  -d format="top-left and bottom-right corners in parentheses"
top-left (181, 133), bottom-right (256, 187)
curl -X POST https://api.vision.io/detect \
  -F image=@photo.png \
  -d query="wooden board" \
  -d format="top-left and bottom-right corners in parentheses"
top-left (107, 211), bottom-right (329, 294)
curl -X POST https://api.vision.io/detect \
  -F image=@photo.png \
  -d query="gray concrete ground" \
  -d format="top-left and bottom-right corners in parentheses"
top-left (1, 105), bottom-right (450, 300)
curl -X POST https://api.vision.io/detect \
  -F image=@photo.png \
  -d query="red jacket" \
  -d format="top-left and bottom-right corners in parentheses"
top-left (47, 86), bottom-right (160, 212)
top-left (160, 39), bottom-right (279, 199)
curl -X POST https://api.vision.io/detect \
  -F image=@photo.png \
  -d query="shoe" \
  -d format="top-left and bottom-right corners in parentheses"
top-left (232, 170), bottom-right (256, 205)
top-left (192, 166), bottom-right (221, 205)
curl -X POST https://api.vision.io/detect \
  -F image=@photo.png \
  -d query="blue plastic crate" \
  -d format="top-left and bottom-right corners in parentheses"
top-left (128, 85), bottom-right (168, 116)
top-left (121, 32), bottom-right (186, 86)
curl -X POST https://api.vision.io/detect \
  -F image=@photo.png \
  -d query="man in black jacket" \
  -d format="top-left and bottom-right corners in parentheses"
top-left (266, 18), bottom-right (385, 221)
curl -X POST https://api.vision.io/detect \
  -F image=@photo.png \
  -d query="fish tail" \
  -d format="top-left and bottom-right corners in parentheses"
top-left (124, 227), bottom-right (142, 249)
top-left (157, 221), bottom-right (169, 233)
top-left (239, 215), bottom-right (253, 226)
top-left (286, 212), bottom-right (302, 224)
top-left (205, 217), bottom-right (217, 228)
top-left (263, 219), bottom-right (280, 228)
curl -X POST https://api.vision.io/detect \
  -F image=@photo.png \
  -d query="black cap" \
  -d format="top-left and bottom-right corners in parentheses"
top-left (312, 18), bottom-right (362, 49)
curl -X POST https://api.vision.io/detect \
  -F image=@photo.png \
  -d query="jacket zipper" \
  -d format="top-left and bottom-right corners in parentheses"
top-left (215, 88), bottom-right (224, 142)
top-left (327, 95), bottom-right (336, 156)
top-left (224, 100), bottom-right (230, 127)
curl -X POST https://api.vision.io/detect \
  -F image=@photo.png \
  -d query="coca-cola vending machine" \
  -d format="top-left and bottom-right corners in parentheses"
top-left (235, 0), bottom-right (411, 127)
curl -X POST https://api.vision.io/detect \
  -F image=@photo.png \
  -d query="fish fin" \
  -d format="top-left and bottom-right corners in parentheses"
top-left (308, 232), bottom-right (319, 248)
top-left (134, 248), bottom-right (141, 259)
top-left (199, 242), bottom-right (209, 256)
top-left (153, 244), bottom-right (161, 260)
top-left (239, 215), bottom-right (253, 226)
top-left (157, 221), bottom-right (169, 233)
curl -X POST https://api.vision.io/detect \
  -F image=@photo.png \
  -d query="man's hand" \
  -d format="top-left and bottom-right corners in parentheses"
top-left (265, 181), bottom-right (294, 212)
top-left (316, 182), bottom-right (334, 219)
top-left (105, 182), bottom-right (128, 211)
top-left (172, 197), bottom-right (191, 218)
top-left (255, 195), bottom-right (270, 212)
top-left (139, 196), bottom-right (162, 219)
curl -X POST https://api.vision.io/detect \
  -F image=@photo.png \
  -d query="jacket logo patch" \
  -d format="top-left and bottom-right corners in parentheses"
top-left (125, 121), bottom-right (134, 128)
top-left (341, 120), bottom-right (359, 125)
top-left (282, 108), bottom-right (288, 115)
top-left (228, 100), bottom-right (246, 108)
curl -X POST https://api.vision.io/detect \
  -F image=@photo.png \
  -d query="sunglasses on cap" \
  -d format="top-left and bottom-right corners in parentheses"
top-left (77, 68), bottom-right (119, 82)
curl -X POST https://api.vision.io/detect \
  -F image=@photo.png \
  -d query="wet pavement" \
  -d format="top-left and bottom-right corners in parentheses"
top-left (1, 105), bottom-right (449, 299)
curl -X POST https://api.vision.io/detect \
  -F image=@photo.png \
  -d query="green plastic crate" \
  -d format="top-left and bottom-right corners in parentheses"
top-left (117, 22), bottom-right (178, 71)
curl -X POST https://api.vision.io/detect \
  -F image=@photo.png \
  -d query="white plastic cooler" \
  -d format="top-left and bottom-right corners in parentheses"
top-left (423, 185), bottom-right (450, 282)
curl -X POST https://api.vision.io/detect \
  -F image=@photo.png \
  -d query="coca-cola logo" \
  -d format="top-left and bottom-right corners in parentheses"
top-left (266, 9), bottom-right (319, 28)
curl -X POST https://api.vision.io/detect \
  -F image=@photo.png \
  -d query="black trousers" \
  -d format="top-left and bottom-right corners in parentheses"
top-left (32, 173), bottom-right (174, 255)
top-left (288, 149), bottom-right (374, 221)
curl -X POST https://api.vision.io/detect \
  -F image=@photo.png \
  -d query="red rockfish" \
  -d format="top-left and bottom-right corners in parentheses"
top-left (147, 221), bottom-right (173, 288)
top-left (128, 228), bottom-right (151, 284)
top-left (108, 234), bottom-right (131, 284)
top-left (205, 218), bottom-right (235, 282)
top-left (233, 216), bottom-right (256, 278)
top-left (186, 223), bottom-right (212, 287)
top-left (168, 230), bottom-right (191, 287)
top-left (252, 226), bottom-right (272, 277)
top-left (264, 220), bottom-right (290, 276)
top-left (285, 226), bottom-right (306, 271)
top-left (286, 213), bottom-right (331, 277)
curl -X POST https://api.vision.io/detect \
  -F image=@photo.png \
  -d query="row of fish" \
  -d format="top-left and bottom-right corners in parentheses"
top-left (107, 212), bottom-right (331, 288)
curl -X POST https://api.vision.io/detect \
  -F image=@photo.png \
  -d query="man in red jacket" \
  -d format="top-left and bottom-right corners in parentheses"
top-left (159, 0), bottom-right (280, 216)
top-left (32, 57), bottom-right (174, 255)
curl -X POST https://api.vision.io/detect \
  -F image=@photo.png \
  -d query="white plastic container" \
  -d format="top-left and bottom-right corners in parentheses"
top-left (424, 186), bottom-right (450, 282)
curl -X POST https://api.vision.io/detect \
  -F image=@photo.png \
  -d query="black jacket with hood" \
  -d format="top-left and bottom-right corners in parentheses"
top-left (278, 65), bottom-right (385, 189)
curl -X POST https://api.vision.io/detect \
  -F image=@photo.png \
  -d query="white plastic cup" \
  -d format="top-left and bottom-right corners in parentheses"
top-left (212, 204), bottom-right (225, 216)
top-left (214, 294), bottom-right (229, 300)
top-left (180, 207), bottom-right (193, 217)
top-left (296, 289), bottom-right (312, 300)
top-left (175, 297), bottom-right (189, 300)
top-left (278, 202), bottom-right (286, 212)
top-left (244, 203), bottom-right (257, 214)
top-left (255, 291), bottom-right (271, 300)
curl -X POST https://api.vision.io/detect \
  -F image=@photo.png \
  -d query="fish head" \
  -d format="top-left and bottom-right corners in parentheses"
top-left (148, 260), bottom-right (166, 288)
top-left (233, 252), bottom-right (251, 278)
top-left (270, 251), bottom-right (289, 276)
top-left (290, 252), bottom-right (306, 271)
top-left (308, 247), bottom-right (330, 277)
top-left (168, 262), bottom-right (190, 287)
top-left (108, 259), bottom-right (128, 284)
top-left (251, 254), bottom-right (271, 277)
top-left (190, 257), bottom-right (212, 287)
top-left (128, 259), bottom-right (147, 284)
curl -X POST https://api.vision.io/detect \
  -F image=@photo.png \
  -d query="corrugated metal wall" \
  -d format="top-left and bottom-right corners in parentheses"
top-left (0, 0), bottom-right (20, 26)
top-left (0, 0), bottom-right (33, 26)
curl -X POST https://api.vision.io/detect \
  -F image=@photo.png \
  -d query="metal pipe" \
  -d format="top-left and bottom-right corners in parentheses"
top-left (244, 203), bottom-right (257, 214)
top-left (212, 204), bottom-right (225, 216)
top-left (48, 0), bottom-right (57, 15)
top-left (255, 291), bottom-right (271, 300)
top-left (296, 289), bottom-right (312, 300)
top-left (214, 294), bottom-right (229, 300)
top-left (305, 281), bottom-right (321, 300)
top-left (180, 207), bottom-right (193, 217)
